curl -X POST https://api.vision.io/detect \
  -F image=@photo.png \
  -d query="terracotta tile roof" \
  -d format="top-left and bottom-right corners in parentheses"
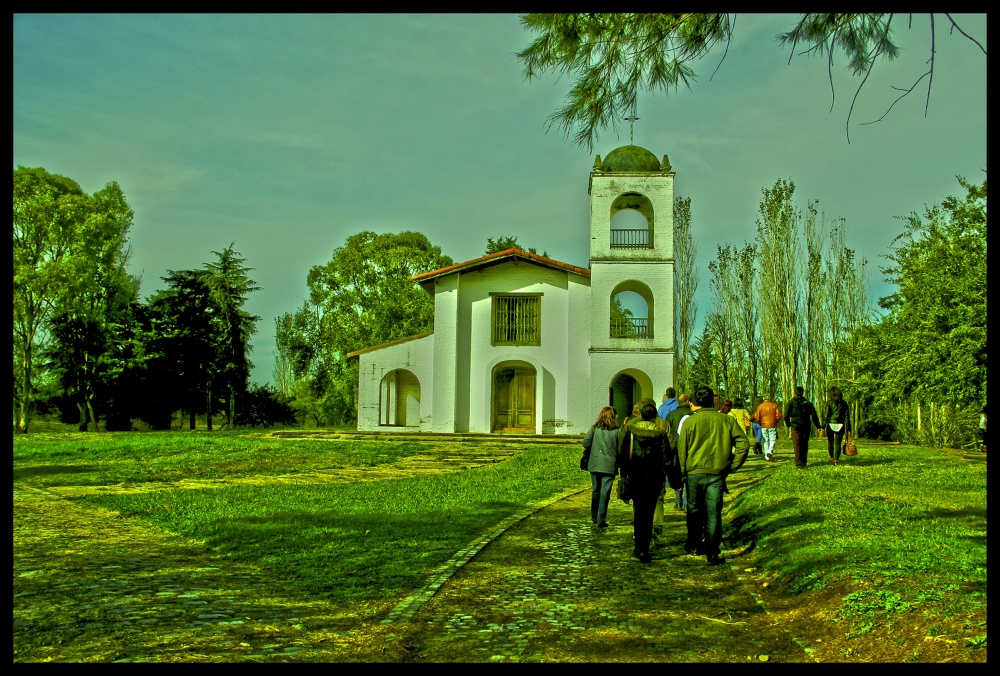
top-left (412, 248), bottom-right (590, 290)
top-left (345, 331), bottom-right (433, 359)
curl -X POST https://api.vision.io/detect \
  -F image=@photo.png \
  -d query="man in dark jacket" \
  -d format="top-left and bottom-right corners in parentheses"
top-left (784, 385), bottom-right (822, 469)
top-left (617, 402), bottom-right (669, 564)
top-left (677, 386), bottom-right (749, 566)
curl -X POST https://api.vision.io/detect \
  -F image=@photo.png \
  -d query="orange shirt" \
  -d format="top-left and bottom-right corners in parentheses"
top-left (754, 400), bottom-right (782, 428)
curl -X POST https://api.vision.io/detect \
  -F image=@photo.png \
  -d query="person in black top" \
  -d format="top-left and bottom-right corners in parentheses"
top-left (822, 386), bottom-right (852, 466)
top-left (784, 386), bottom-right (821, 469)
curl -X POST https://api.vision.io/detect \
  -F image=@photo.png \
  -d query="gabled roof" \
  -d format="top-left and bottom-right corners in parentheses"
top-left (412, 248), bottom-right (590, 293)
top-left (345, 331), bottom-right (432, 359)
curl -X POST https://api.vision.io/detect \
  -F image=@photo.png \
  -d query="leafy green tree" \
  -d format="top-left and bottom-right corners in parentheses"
top-left (298, 231), bottom-right (453, 425)
top-left (202, 244), bottom-right (260, 428)
top-left (485, 235), bottom-right (548, 258)
top-left (609, 294), bottom-right (635, 337)
top-left (517, 13), bottom-right (986, 149)
top-left (838, 176), bottom-right (986, 444)
top-left (13, 166), bottom-right (134, 433)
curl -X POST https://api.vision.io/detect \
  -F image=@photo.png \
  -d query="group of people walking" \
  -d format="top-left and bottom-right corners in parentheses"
top-left (582, 385), bottom-right (853, 566)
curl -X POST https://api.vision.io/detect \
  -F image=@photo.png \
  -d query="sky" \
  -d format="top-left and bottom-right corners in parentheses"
top-left (14, 14), bottom-right (987, 386)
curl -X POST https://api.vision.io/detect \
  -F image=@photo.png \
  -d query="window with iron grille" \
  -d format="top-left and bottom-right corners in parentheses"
top-left (491, 294), bottom-right (540, 346)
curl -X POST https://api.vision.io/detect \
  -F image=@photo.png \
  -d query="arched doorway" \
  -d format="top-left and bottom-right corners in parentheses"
top-left (492, 362), bottom-right (536, 432)
top-left (380, 369), bottom-right (421, 427)
top-left (609, 368), bottom-right (654, 426)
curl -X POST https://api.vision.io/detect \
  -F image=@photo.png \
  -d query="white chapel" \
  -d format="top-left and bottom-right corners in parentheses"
top-left (347, 144), bottom-right (676, 435)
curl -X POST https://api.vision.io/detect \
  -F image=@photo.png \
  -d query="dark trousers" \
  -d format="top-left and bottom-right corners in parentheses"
top-left (590, 472), bottom-right (615, 524)
top-left (790, 428), bottom-right (810, 467)
top-left (826, 426), bottom-right (846, 461)
top-left (632, 489), bottom-right (659, 555)
top-left (685, 473), bottom-right (726, 557)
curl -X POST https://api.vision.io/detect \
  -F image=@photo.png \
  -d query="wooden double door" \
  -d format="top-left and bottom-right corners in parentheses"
top-left (492, 366), bottom-right (536, 431)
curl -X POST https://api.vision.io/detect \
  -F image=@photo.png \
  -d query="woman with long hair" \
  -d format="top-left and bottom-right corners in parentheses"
top-left (822, 386), bottom-right (852, 465)
top-left (582, 406), bottom-right (622, 528)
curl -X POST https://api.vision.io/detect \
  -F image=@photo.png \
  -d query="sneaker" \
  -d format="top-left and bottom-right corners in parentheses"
top-left (683, 544), bottom-right (705, 556)
top-left (638, 552), bottom-right (652, 564)
top-left (597, 522), bottom-right (608, 528)
top-left (706, 554), bottom-right (726, 566)
top-left (765, 455), bottom-right (774, 462)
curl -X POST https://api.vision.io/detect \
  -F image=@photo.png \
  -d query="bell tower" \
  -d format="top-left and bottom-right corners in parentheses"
top-left (587, 145), bottom-right (676, 421)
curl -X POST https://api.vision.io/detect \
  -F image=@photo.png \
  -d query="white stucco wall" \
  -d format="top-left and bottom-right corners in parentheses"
top-left (589, 350), bottom-right (675, 421)
top-left (355, 334), bottom-right (434, 432)
top-left (589, 173), bottom-right (675, 261)
top-left (430, 275), bottom-right (459, 433)
top-left (453, 260), bottom-right (590, 434)
top-left (587, 167), bottom-right (676, 415)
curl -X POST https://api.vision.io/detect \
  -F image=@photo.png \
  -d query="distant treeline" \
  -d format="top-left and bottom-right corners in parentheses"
top-left (13, 165), bottom-right (291, 432)
top-left (15, 166), bottom-right (986, 445)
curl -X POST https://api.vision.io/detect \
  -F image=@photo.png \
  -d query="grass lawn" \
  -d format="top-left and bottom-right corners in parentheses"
top-left (13, 431), bottom-right (987, 660)
top-left (14, 431), bottom-right (584, 605)
top-left (724, 440), bottom-right (987, 658)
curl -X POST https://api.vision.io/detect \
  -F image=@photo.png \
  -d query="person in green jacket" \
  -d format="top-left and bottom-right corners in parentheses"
top-left (677, 385), bottom-right (750, 566)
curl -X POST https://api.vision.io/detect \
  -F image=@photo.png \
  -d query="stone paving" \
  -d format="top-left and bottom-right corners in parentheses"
top-left (391, 464), bottom-right (808, 662)
top-left (15, 453), bottom-right (809, 662)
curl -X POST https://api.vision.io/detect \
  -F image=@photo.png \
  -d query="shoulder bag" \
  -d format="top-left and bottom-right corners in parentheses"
top-left (616, 433), bottom-right (634, 504)
top-left (844, 433), bottom-right (858, 456)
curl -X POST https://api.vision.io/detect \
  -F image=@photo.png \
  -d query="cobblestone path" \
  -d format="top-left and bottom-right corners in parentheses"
top-left (13, 486), bottom-right (397, 662)
top-left (15, 454), bottom-right (809, 662)
top-left (391, 466), bottom-right (808, 662)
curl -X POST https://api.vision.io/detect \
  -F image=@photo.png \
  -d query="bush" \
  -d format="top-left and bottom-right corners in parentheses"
top-left (235, 384), bottom-right (297, 428)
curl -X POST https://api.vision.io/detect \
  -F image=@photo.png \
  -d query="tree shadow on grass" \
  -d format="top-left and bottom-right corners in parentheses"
top-left (13, 465), bottom-right (100, 480)
top-left (198, 508), bottom-right (526, 601)
top-left (841, 457), bottom-right (897, 467)
top-left (725, 497), bottom-right (826, 556)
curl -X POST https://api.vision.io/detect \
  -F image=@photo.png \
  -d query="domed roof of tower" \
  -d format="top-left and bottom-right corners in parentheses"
top-left (601, 145), bottom-right (661, 172)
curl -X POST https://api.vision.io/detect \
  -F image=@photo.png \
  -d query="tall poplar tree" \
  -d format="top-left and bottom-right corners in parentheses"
top-left (756, 179), bottom-right (803, 406)
top-left (673, 195), bottom-right (698, 394)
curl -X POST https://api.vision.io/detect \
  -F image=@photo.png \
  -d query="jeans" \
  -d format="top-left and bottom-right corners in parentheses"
top-left (685, 473), bottom-right (726, 557)
top-left (761, 427), bottom-right (778, 456)
top-left (827, 425), bottom-right (846, 461)
top-left (590, 472), bottom-right (615, 525)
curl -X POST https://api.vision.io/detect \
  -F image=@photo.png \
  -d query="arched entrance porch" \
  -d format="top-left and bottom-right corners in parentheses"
top-left (380, 369), bottom-right (421, 427)
top-left (609, 368), bottom-right (654, 426)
